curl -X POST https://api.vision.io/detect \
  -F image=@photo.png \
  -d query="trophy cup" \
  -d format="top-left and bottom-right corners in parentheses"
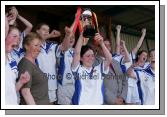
top-left (73, 7), bottom-right (99, 45)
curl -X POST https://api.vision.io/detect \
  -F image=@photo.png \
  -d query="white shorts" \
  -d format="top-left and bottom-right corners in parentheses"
top-left (48, 90), bottom-right (57, 103)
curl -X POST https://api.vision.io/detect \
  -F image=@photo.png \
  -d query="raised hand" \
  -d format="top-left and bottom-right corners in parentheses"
top-left (65, 26), bottom-right (72, 36)
top-left (94, 33), bottom-right (104, 45)
top-left (9, 6), bottom-right (18, 18)
top-left (116, 25), bottom-right (121, 31)
top-left (141, 28), bottom-right (146, 35)
top-left (50, 29), bottom-right (61, 38)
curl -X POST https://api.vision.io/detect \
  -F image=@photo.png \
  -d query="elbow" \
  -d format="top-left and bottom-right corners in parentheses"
top-left (29, 24), bottom-right (33, 30)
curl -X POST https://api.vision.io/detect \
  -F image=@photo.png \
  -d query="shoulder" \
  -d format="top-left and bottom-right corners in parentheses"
top-left (18, 58), bottom-right (33, 68)
top-left (46, 41), bottom-right (57, 48)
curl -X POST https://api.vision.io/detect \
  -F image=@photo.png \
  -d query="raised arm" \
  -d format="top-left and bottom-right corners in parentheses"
top-left (46, 29), bottom-right (61, 39)
top-left (94, 33), bottom-right (112, 70)
top-left (17, 14), bottom-right (33, 35)
top-left (8, 6), bottom-right (33, 35)
top-left (60, 14), bottom-right (77, 52)
top-left (132, 28), bottom-right (146, 54)
top-left (60, 26), bottom-right (74, 52)
top-left (5, 14), bottom-right (9, 38)
top-left (71, 33), bottom-right (83, 69)
top-left (116, 25), bottom-right (121, 55)
top-left (120, 40), bottom-right (130, 63)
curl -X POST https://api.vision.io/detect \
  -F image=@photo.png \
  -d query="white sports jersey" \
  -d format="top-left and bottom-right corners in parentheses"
top-left (112, 53), bottom-right (126, 73)
top-left (133, 67), bottom-right (148, 105)
top-left (57, 48), bottom-right (75, 104)
top-left (37, 41), bottom-right (60, 90)
top-left (129, 51), bottom-right (136, 64)
top-left (142, 64), bottom-right (155, 105)
top-left (10, 32), bottom-right (25, 64)
top-left (72, 62), bottom-right (109, 105)
top-left (57, 48), bottom-right (75, 85)
top-left (125, 55), bottom-right (139, 104)
top-left (5, 55), bottom-right (18, 105)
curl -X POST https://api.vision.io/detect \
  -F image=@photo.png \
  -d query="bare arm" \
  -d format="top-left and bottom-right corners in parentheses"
top-left (5, 14), bottom-right (9, 38)
top-left (116, 25), bottom-right (121, 54)
top-left (132, 28), bottom-right (146, 54)
top-left (60, 26), bottom-right (74, 52)
top-left (94, 33), bottom-right (112, 70)
top-left (120, 40), bottom-right (130, 63)
top-left (16, 71), bottom-right (30, 92)
top-left (60, 15), bottom-right (76, 52)
top-left (9, 6), bottom-right (33, 35)
top-left (21, 88), bottom-right (36, 105)
top-left (46, 29), bottom-right (61, 39)
top-left (17, 15), bottom-right (33, 35)
top-left (71, 33), bottom-right (83, 69)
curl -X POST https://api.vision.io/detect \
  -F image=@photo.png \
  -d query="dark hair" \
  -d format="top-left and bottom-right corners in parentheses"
top-left (135, 50), bottom-right (147, 62)
top-left (81, 45), bottom-right (93, 57)
top-left (149, 49), bottom-right (155, 56)
top-left (23, 32), bottom-right (42, 52)
top-left (33, 23), bottom-right (49, 32)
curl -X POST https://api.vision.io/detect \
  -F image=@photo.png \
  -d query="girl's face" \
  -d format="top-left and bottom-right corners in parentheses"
top-left (81, 49), bottom-right (95, 68)
top-left (36, 25), bottom-right (49, 40)
top-left (5, 29), bottom-right (20, 53)
top-left (69, 34), bottom-right (75, 48)
top-left (149, 50), bottom-right (155, 63)
top-left (120, 45), bottom-right (125, 56)
top-left (25, 38), bottom-right (42, 59)
top-left (138, 52), bottom-right (148, 64)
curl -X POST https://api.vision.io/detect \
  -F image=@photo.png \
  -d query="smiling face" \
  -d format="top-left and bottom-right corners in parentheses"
top-left (36, 24), bottom-right (50, 40)
top-left (5, 28), bottom-right (20, 53)
top-left (25, 38), bottom-right (42, 59)
top-left (23, 32), bottom-right (42, 59)
top-left (69, 34), bottom-right (75, 48)
top-left (81, 49), bottom-right (95, 68)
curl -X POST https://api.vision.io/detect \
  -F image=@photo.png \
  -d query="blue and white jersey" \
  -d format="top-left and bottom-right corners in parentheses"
top-left (129, 51), bottom-right (136, 64)
top-left (10, 32), bottom-right (25, 64)
top-left (5, 54), bottom-right (18, 105)
top-left (37, 41), bottom-right (60, 90)
top-left (133, 66), bottom-right (148, 105)
top-left (142, 64), bottom-right (155, 105)
top-left (143, 62), bottom-right (150, 69)
top-left (57, 48), bottom-right (75, 86)
top-left (112, 53), bottom-right (126, 74)
top-left (72, 62), bottom-right (109, 105)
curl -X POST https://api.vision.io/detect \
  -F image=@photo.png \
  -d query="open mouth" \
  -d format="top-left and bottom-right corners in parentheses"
top-left (151, 60), bottom-right (155, 63)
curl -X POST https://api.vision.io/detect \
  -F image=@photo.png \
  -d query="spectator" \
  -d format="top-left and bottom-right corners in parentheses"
top-left (18, 32), bottom-right (50, 105)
